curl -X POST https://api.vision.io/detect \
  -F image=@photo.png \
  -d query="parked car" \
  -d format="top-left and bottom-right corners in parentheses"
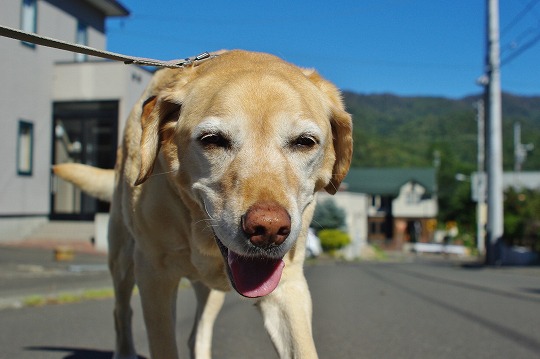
top-left (306, 228), bottom-right (323, 258)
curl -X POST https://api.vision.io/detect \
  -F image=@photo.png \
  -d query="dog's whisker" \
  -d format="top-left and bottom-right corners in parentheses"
top-left (202, 200), bottom-right (216, 221)
top-left (149, 169), bottom-right (177, 178)
top-left (194, 218), bottom-right (217, 226)
top-left (310, 219), bottom-right (324, 230)
top-left (328, 178), bottom-right (339, 192)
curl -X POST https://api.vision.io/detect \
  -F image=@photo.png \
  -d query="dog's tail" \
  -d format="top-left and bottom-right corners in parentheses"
top-left (53, 163), bottom-right (115, 202)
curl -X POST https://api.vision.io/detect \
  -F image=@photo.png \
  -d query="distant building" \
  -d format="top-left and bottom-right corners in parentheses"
top-left (471, 171), bottom-right (540, 201)
top-left (317, 190), bottom-right (369, 259)
top-left (502, 172), bottom-right (540, 191)
top-left (319, 168), bottom-right (438, 255)
top-left (0, 0), bottom-right (153, 241)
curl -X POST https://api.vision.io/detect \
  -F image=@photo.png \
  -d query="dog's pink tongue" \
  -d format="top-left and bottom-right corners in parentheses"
top-left (228, 252), bottom-right (284, 298)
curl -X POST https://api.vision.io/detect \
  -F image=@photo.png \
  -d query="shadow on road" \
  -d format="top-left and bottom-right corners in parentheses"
top-left (397, 263), bottom-right (540, 304)
top-left (361, 264), bottom-right (540, 356)
top-left (522, 287), bottom-right (540, 295)
top-left (26, 346), bottom-right (147, 359)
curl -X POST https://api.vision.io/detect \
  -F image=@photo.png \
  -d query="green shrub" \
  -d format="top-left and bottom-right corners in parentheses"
top-left (318, 229), bottom-right (351, 252)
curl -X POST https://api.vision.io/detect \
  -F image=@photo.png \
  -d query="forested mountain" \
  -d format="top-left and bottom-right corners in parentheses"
top-left (343, 91), bottom-right (540, 171)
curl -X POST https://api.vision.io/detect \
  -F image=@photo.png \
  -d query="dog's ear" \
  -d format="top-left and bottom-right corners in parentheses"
top-left (135, 95), bottom-right (181, 186)
top-left (304, 69), bottom-right (353, 195)
top-left (325, 106), bottom-right (353, 194)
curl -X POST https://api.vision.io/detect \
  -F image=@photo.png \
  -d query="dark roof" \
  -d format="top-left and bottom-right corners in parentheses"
top-left (343, 168), bottom-right (436, 196)
top-left (83, 0), bottom-right (129, 17)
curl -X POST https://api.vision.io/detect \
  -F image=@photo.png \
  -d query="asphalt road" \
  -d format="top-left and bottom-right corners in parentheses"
top-left (1, 253), bottom-right (540, 359)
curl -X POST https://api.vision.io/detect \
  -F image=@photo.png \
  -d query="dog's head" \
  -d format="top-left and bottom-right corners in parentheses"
top-left (135, 51), bottom-right (352, 297)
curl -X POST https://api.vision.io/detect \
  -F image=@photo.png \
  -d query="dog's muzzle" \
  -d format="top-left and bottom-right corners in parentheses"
top-left (215, 201), bottom-right (291, 298)
top-left (215, 236), bottom-right (285, 298)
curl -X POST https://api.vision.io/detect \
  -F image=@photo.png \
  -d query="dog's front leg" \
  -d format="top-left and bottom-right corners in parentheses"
top-left (188, 281), bottom-right (225, 359)
top-left (257, 273), bottom-right (318, 359)
top-left (135, 249), bottom-right (182, 359)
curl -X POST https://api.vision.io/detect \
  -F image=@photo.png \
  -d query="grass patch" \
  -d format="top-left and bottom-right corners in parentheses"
top-left (23, 295), bottom-right (46, 307)
top-left (372, 244), bottom-right (389, 261)
top-left (22, 288), bottom-right (114, 307)
top-left (20, 282), bottom-right (191, 309)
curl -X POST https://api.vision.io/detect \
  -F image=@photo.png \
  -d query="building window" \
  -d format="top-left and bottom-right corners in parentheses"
top-left (406, 184), bottom-right (421, 204)
top-left (17, 121), bottom-right (34, 176)
top-left (75, 21), bottom-right (88, 62)
top-left (370, 195), bottom-right (381, 210)
top-left (20, 0), bottom-right (37, 47)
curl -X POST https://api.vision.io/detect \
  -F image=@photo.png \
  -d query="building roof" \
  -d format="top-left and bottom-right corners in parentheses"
top-left (343, 168), bottom-right (436, 196)
top-left (83, 0), bottom-right (129, 17)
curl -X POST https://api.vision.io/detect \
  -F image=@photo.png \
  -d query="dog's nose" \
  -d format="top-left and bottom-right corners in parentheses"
top-left (242, 202), bottom-right (291, 248)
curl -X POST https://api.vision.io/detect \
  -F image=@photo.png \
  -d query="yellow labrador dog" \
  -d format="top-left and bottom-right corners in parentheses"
top-left (54, 50), bottom-right (352, 359)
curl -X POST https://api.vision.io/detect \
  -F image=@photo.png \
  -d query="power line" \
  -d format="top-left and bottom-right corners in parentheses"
top-left (499, 0), bottom-right (540, 66)
top-left (501, 26), bottom-right (538, 52)
top-left (500, 0), bottom-right (540, 37)
top-left (501, 26), bottom-right (540, 65)
top-left (501, 25), bottom-right (538, 53)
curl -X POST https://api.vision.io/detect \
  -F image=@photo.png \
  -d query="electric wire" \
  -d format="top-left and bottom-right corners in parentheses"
top-left (500, 0), bottom-right (540, 37)
top-left (500, 0), bottom-right (540, 66)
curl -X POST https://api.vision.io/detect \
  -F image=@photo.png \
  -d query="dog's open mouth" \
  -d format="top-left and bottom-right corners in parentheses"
top-left (215, 236), bottom-right (284, 298)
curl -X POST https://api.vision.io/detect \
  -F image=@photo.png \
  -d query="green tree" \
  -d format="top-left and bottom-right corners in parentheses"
top-left (504, 188), bottom-right (540, 252)
top-left (311, 198), bottom-right (346, 232)
top-left (342, 90), bottom-right (540, 247)
top-left (432, 143), bottom-right (476, 231)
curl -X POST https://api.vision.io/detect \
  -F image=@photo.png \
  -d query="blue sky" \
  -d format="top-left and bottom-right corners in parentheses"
top-left (106, 0), bottom-right (540, 98)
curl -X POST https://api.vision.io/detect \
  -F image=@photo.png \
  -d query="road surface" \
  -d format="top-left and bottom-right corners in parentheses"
top-left (1, 256), bottom-right (539, 359)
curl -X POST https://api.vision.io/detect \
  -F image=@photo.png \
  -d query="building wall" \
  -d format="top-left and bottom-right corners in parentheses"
top-left (53, 61), bottom-right (152, 143)
top-left (0, 1), bottom-right (140, 241)
top-left (0, 0), bottom-right (109, 218)
top-left (317, 191), bottom-right (369, 259)
top-left (47, 0), bottom-right (107, 35)
top-left (392, 181), bottom-right (437, 218)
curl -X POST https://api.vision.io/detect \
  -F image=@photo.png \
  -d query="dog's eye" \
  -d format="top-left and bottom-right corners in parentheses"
top-left (198, 132), bottom-right (231, 149)
top-left (291, 135), bottom-right (319, 150)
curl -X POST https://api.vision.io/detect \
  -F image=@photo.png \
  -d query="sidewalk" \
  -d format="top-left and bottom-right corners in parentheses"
top-left (2, 239), bottom-right (539, 311)
top-left (0, 239), bottom-right (111, 310)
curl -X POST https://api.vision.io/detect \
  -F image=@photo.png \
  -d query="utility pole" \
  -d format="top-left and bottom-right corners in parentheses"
top-left (514, 122), bottom-right (522, 171)
top-left (514, 122), bottom-right (534, 171)
top-left (485, 0), bottom-right (504, 265)
top-left (475, 101), bottom-right (486, 256)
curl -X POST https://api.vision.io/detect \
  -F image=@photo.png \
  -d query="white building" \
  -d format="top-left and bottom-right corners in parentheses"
top-left (317, 191), bottom-right (369, 259)
top-left (0, 0), bottom-right (153, 241)
top-left (317, 168), bottom-right (438, 257)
